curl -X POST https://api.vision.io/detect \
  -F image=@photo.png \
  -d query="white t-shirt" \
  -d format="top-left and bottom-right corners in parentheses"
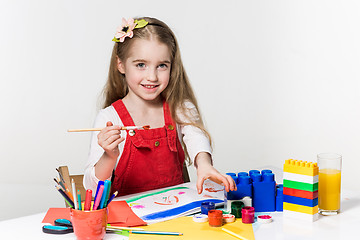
top-left (83, 102), bottom-right (212, 193)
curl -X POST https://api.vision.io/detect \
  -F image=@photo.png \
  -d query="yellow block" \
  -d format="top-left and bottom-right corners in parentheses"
top-left (283, 202), bottom-right (318, 215)
top-left (284, 159), bottom-right (319, 176)
top-left (129, 216), bottom-right (255, 240)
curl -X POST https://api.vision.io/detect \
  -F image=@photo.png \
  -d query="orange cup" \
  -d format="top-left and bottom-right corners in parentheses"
top-left (70, 208), bottom-right (108, 240)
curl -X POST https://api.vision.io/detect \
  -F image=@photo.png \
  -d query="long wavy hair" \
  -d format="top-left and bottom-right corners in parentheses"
top-left (102, 17), bottom-right (211, 165)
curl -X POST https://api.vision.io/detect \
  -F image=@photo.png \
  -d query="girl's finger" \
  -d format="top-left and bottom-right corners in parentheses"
top-left (219, 175), bottom-right (230, 192)
top-left (102, 134), bottom-right (122, 147)
top-left (101, 126), bottom-right (121, 135)
top-left (196, 177), bottom-right (206, 194)
top-left (225, 174), bottom-right (237, 191)
top-left (209, 174), bottom-right (230, 192)
top-left (98, 129), bottom-right (121, 142)
top-left (107, 137), bottom-right (125, 149)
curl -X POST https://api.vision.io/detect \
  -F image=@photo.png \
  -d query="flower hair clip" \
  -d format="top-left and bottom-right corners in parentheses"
top-left (112, 18), bottom-right (149, 43)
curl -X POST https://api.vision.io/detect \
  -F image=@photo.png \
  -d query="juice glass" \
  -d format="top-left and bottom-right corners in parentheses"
top-left (317, 153), bottom-right (342, 215)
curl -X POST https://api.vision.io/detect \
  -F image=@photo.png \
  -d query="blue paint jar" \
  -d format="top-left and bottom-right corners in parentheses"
top-left (201, 201), bottom-right (216, 215)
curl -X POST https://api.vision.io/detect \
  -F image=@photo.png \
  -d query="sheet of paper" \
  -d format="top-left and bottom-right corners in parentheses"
top-left (107, 201), bottom-right (146, 227)
top-left (123, 180), bottom-right (224, 224)
top-left (42, 208), bottom-right (70, 224)
top-left (128, 216), bottom-right (255, 240)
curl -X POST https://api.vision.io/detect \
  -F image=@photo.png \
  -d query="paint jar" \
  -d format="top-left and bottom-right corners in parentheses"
top-left (208, 210), bottom-right (223, 227)
top-left (241, 206), bottom-right (255, 224)
top-left (70, 208), bottom-right (107, 240)
top-left (231, 201), bottom-right (244, 218)
top-left (201, 201), bottom-right (215, 215)
top-left (222, 214), bottom-right (235, 223)
top-left (318, 153), bottom-right (342, 215)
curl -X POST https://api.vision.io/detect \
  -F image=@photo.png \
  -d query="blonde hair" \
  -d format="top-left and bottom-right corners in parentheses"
top-left (102, 17), bottom-right (211, 165)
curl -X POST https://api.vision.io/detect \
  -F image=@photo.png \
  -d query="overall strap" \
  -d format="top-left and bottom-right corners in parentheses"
top-left (111, 99), bottom-right (135, 126)
top-left (163, 101), bottom-right (178, 152)
top-left (112, 99), bottom-right (150, 148)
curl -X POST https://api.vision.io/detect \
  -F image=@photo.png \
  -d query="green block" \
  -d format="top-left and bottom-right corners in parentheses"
top-left (283, 179), bottom-right (318, 191)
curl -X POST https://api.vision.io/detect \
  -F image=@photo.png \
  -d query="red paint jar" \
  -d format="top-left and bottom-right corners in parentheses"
top-left (241, 206), bottom-right (255, 224)
top-left (70, 208), bottom-right (107, 240)
top-left (208, 210), bottom-right (223, 227)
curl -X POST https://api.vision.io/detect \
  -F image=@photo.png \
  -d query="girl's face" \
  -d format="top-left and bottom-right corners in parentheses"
top-left (117, 38), bottom-right (171, 104)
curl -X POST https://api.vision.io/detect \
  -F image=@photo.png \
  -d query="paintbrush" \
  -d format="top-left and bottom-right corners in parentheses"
top-left (68, 125), bottom-right (150, 132)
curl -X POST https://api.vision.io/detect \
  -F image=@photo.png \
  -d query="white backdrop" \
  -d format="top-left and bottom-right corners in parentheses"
top-left (1, 0), bottom-right (359, 221)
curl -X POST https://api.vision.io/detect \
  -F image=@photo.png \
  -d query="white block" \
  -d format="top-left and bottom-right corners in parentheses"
top-left (283, 209), bottom-right (319, 222)
top-left (283, 172), bottom-right (319, 184)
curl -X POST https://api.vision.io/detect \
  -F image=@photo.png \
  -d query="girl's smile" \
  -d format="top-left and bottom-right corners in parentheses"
top-left (141, 84), bottom-right (160, 89)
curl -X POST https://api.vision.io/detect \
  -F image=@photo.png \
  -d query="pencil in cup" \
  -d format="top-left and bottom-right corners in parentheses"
top-left (55, 186), bottom-right (74, 208)
top-left (71, 179), bottom-right (78, 210)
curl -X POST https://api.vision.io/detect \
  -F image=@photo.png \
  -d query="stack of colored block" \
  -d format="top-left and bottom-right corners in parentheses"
top-left (283, 159), bottom-right (319, 221)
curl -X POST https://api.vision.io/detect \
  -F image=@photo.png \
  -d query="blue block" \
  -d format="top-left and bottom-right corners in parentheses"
top-left (276, 184), bottom-right (283, 211)
top-left (249, 170), bottom-right (260, 179)
top-left (237, 172), bottom-right (248, 178)
top-left (226, 172), bottom-right (236, 177)
top-left (226, 175), bottom-right (252, 200)
top-left (261, 169), bottom-right (273, 175)
top-left (252, 171), bottom-right (276, 212)
top-left (283, 194), bottom-right (318, 207)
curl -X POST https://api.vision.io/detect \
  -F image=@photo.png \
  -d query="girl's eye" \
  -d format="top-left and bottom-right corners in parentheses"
top-left (136, 63), bottom-right (146, 68)
top-left (158, 64), bottom-right (168, 69)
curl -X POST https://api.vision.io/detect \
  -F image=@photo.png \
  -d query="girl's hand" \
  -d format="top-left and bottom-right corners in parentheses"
top-left (97, 121), bottom-right (125, 160)
top-left (195, 153), bottom-right (237, 194)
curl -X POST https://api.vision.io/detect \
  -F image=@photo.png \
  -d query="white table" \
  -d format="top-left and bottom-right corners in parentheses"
top-left (0, 188), bottom-right (359, 240)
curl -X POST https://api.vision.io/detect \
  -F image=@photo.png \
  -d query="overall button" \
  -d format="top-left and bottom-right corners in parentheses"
top-left (168, 125), bottom-right (174, 130)
top-left (154, 141), bottom-right (160, 147)
top-left (129, 130), bottom-right (136, 136)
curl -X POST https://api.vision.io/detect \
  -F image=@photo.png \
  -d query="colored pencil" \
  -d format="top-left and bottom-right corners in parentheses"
top-left (57, 177), bottom-right (74, 201)
top-left (56, 186), bottom-right (74, 208)
top-left (71, 179), bottom-right (78, 210)
top-left (106, 225), bottom-right (145, 231)
top-left (53, 178), bottom-right (64, 190)
top-left (77, 190), bottom-right (82, 210)
top-left (222, 228), bottom-right (248, 240)
top-left (55, 177), bottom-right (66, 191)
top-left (93, 185), bottom-right (104, 211)
top-left (56, 168), bottom-right (65, 183)
top-left (67, 125), bottom-right (150, 132)
top-left (106, 191), bottom-right (118, 206)
top-left (128, 230), bottom-right (183, 236)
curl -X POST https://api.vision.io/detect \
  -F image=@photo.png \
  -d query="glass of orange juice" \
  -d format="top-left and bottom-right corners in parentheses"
top-left (317, 153), bottom-right (342, 215)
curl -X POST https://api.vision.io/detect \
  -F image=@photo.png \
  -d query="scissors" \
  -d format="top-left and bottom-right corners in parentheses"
top-left (42, 219), bottom-right (119, 235)
top-left (42, 219), bottom-right (73, 234)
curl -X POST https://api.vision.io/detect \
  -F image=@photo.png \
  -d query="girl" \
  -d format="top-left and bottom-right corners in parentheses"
top-left (84, 17), bottom-right (235, 196)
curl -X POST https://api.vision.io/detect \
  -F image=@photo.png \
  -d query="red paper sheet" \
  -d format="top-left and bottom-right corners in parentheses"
top-left (107, 201), bottom-right (146, 227)
top-left (42, 201), bottom-right (146, 227)
top-left (42, 208), bottom-right (71, 224)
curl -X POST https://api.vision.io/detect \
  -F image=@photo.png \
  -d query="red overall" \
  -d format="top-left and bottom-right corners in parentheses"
top-left (110, 99), bottom-right (185, 196)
